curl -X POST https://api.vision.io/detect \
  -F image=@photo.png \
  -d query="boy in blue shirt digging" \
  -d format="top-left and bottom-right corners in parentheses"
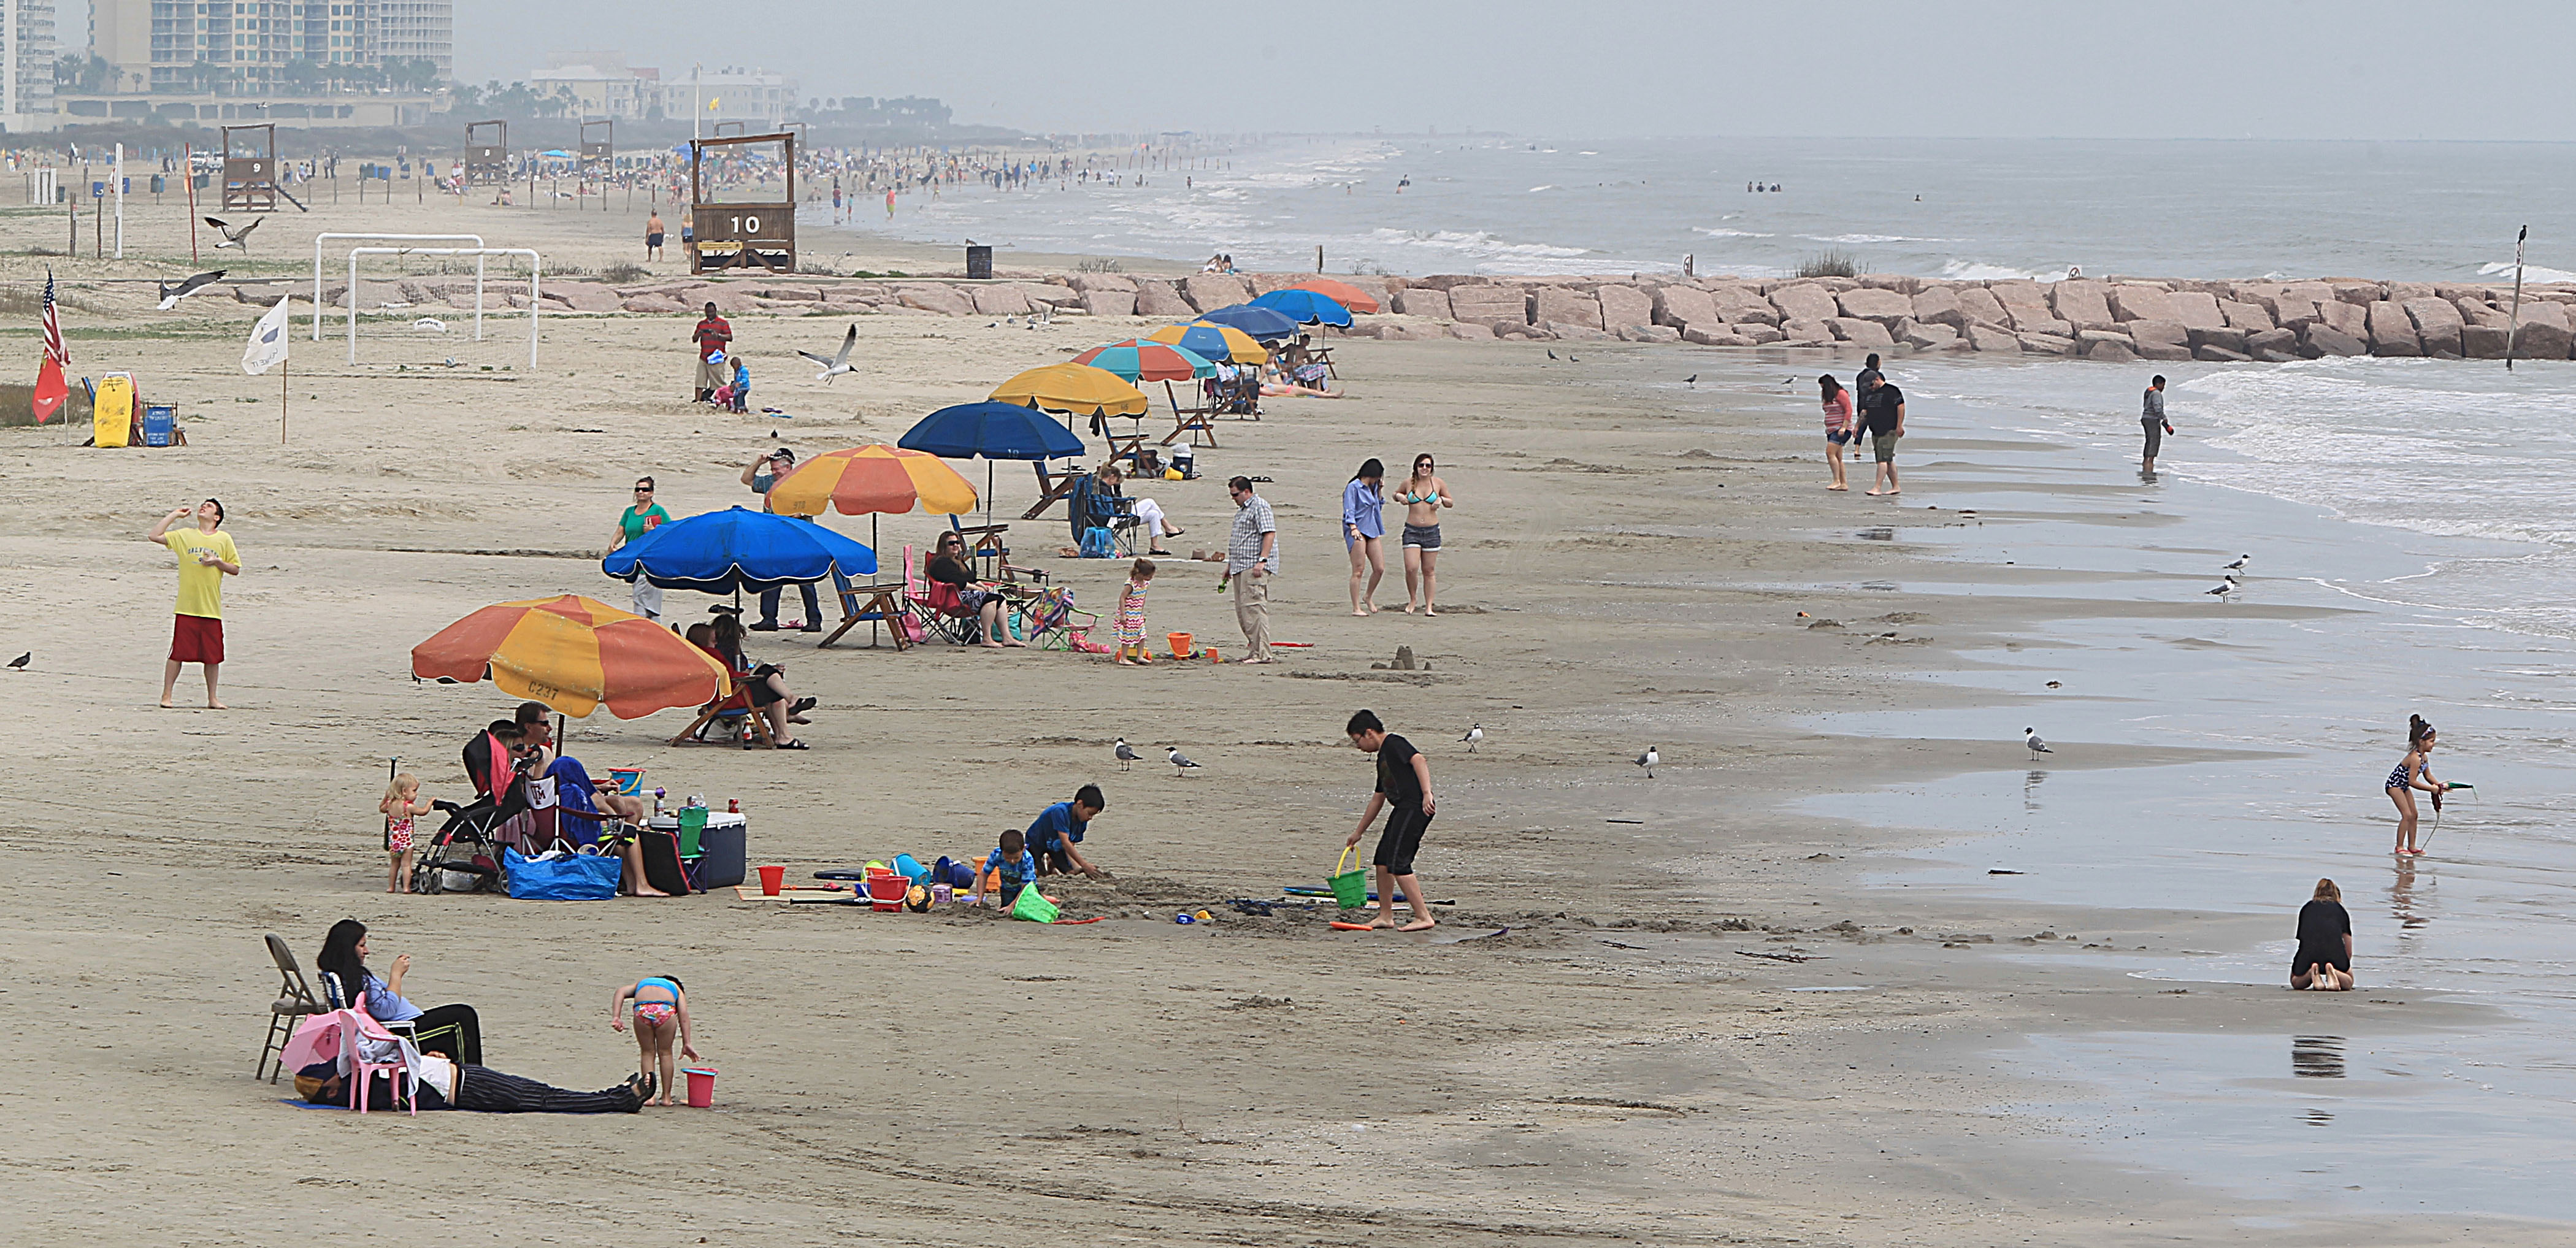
top-left (1027, 784), bottom-right (1109, 879)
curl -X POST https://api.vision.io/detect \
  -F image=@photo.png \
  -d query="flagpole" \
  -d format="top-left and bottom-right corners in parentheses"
top-left (2507, 225), bottom-right (2528, 373)
top-left (281, 357), bottom-right (288, 444)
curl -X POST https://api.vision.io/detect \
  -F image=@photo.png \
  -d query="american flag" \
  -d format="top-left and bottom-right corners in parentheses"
top-left (39, 267), bottom-right (66, 366)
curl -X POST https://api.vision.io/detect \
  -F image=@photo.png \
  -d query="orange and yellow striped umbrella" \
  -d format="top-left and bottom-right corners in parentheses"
top-left (410, 594), bottom-right (730, 720)
top-left (988, 362), bottom-right (1150, 417)
top-left (765, 444), bottom-right (978, 517)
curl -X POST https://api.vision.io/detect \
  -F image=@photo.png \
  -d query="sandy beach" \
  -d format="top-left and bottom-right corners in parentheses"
top-left (2, 187), bottom-right (2569, 1246)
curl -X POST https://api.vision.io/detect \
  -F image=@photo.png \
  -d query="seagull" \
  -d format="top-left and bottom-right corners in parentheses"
top-left (796, 324), bottom-right (858, 383)
top-left (2223, 554), bottom-right (2250, 572)
top-left (203, 216), bottom-right (261, 250)
top-left (1547, 349), bottom-right (1558, 360)
top-left (1461, 724), bottom-right (1483, 752)
top-left (6, 651), bottom-right (26, 670)
top-left (1635, 746), bottom-right (1658, 778)
top-left (1114, 738), bottom-right (1138, 771)
top-left (2206, 576), bottom-right (2237, 599)
top-left (1167, 746), bottom-right (1202, 777)
top-left (1568, 353), bottom-right (1581, 362)
top-left (2025, 728), bottom-right (2052, 760)
top-left (155, 269), bottom-right (226, 310)
top-left (1684, 374), bottom-right (1698, 388)
top-left (412, 317), bottom-right (448, 332)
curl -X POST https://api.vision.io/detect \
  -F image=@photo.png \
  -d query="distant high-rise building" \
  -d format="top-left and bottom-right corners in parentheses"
top-left (1, 0), bottom-right (58, 131)
top-left (90, 1), bottom-right (450, 94)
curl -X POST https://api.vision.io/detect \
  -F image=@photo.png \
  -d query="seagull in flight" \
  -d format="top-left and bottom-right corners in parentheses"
top-left (412, 317), bottom-right (448, 332)
top-left (203, 216), bottom-right (261, 250)
top-left (155, 269), bottom-right (226, 310)
top-left (797, 324), bottom-right (858, 383)
top-left (1635, 746), bottom-right (1658, 778)
top-left (1114, 738), bottom-right (1138, 771)
top-left (2223, 554), bottom-right (2250, 572)
top-left (2025, 728), bottom-right (2052, 760)
top-left (1167, 746), bottom-right (1202, 778)
top-left (1461, 724), bottom-right (1483, 752)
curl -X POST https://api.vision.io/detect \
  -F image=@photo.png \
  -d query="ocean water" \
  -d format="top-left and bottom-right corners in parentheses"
top-left (811, 134), bottom-right (2576, 282)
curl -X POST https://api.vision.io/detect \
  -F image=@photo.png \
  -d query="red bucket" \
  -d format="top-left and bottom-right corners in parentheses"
top-left (756, 864), bottom-right (785, 895)
top-left (865, 874), bottom-right (910, 911)
top-left (681, 1066), bottom-right (716, 1108)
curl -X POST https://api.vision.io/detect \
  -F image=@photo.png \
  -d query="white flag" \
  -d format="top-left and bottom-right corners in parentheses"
top-left (242, 294), bottom-right (291, 375)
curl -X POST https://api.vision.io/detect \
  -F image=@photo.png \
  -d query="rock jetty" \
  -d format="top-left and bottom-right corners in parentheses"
top-left (286, 269), bottom-right (2576, 361)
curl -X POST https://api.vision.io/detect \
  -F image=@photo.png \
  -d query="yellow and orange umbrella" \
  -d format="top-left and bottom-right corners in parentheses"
top-left (988, 362), bottom-right (1150, 417)
top-left (1144, 320), bottom-right (1268, 364)
top-left (765, 444), bottom-right (978, 518)
top-left (411, 594), bottom-right (729, 719)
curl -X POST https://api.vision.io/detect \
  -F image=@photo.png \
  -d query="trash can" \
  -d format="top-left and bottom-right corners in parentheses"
top-left (965, 245), bottom-right (992, 280)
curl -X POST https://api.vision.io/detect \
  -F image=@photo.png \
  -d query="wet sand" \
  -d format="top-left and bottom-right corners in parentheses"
top-left (0, 191), bottom-right (2563, 1244)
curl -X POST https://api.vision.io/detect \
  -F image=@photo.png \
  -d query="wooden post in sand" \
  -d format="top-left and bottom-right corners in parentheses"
top-left (185, 144), bottom-right (198, 264)
top-left (2507, 225), bottom-right (2528, 372)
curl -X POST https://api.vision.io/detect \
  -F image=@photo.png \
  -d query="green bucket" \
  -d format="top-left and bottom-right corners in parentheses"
top-left (1328, 847), bottom-right (1370, 909)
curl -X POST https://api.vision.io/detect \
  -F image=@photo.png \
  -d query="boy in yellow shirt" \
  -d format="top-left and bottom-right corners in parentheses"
top-left (147, 500), bottom-right (239, 708)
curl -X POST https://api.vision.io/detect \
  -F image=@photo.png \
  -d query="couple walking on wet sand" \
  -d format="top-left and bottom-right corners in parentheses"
top-left (1343, 453), bottom-right (1455, 615)
top-left (1820, 355), bottom-right (1906, 495)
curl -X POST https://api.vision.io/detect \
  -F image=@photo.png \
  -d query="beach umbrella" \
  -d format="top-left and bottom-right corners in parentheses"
top-left (988, 362), bottom-right (1150, 418)
top-left (1072, 339), bottom-right (1216, 383)
top-left (1286, 277), bottom-right (1380, 315)
top-left (410, 593), bottom-right (730, 719)
top-left (1194, 304), bottom-right (1303, 341)
top-left (1146, 321), bottom-right (1267, 364)
top-left (899, 401), bottom-right (1088, 523)
top-left (1249, 288), bottom-right (1355, 327)
top-left (765, 445), bottom-right (978, 518)
top-left (602, 506), bottom-right (878, 595)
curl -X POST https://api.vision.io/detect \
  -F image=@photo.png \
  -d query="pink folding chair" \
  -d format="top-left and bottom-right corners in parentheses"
top-left (282, 1009), bottom-right (416, 1116)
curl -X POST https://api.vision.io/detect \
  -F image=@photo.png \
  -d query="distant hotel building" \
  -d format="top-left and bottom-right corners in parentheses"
top-left (529, 53), bottom-right (793, 126)
top-left (71, 0), bottom-right (450, 126)
top-left (2, 0), bottom-right (59, 132)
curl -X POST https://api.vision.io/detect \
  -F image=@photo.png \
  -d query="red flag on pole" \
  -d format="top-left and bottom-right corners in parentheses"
top-left (31, 267), bottom-right (67, 423)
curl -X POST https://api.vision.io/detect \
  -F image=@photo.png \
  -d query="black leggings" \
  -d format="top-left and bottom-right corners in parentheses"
top-left (409, 1004), bottom-right (483, 1066)
top-left (448, 1065), bottom-right (639, 1114)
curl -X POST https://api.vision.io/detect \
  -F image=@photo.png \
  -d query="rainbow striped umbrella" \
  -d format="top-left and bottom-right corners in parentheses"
top-left (1145, 321), bottom-right (1267, 364)
top-left (410, 594), bottom-right (730, 719)
top-left (765, 444), bottom-right (978, 518)
top-left (1073, 339), bottom-right (1217, 383)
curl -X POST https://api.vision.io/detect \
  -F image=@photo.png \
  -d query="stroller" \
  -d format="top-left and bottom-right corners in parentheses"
top-left (410, 775), bottom-right (535, 896)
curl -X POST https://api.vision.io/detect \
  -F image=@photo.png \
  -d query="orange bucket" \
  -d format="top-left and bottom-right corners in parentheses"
top-left (756, 864), bottom-right (785, 895)
top-left (682, 1067), bottom-right (717, 1108)
top-left (1167, 631), bottom-right (1195, 659)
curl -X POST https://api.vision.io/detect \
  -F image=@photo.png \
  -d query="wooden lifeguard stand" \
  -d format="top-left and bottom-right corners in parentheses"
top-left (221, 123), bottom-right (285, 212)
top-left (463, 120), bottom-right (508, 186)
top-left (689, 132), bottom-right (795, 275)
top-left (578, 119), bottom-right (614, 173)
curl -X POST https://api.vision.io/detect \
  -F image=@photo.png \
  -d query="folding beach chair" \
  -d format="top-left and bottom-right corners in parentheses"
top-left (668, 645), bottom-right (777, 749)
top-left (1014, 586), bottom-right (1101, 651)
top-left (257, 934), bottom-right (328, 1084)
top-left (1161, 380), bottom-right (1220, 447)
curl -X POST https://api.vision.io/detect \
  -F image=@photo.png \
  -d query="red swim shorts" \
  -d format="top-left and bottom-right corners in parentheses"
top-left (170, 614), bottom-right (225, 665)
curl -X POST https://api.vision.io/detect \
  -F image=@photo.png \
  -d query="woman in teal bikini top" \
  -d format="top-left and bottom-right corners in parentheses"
top-left (1398, 454), bottom-right (1454, 615)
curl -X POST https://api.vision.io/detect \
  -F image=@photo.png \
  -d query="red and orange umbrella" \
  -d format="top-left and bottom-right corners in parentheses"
top-left (411, 594), bottom-right (729, 719)
top-left (1288, 277), bottom-right (1381, 315)
top-left (765, 444), bottom-right (978, 518)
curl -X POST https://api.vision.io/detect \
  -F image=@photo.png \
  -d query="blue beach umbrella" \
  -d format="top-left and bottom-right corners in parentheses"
top-left (1194, 303), bottom-right (1303, 341)
top-left (602, 506), bottom-right (876, 595)
top-left (899, 401), bottom-right (1089, 523)
top-left (1248, 288), bottom-right (1354, 327)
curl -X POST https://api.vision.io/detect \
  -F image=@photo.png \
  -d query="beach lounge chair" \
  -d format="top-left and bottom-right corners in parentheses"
top-left (257, 934), bottom-right (328, 1084)
top-left (1024, 461), bottom-right (1084, 521)
top-left (952, 516), bottom-right (1045, 583)
top-left (818, 580), bottom-right (914, 649)
top-left (668, 647), bottom-right (777, 749)
top-left (1161, 380), bottom-right (1221, 447)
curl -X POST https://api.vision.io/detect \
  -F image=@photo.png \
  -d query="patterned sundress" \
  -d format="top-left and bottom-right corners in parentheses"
top-left (1115, 581), bottom-right (1149, 647)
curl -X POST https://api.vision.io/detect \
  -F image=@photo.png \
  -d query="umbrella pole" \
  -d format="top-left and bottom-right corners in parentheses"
top-left (872, 514), bottom-right (881, 648)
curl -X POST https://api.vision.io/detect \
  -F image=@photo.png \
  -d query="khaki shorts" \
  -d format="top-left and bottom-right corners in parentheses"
top-left (1872, 432), bottom-right (1901, 462)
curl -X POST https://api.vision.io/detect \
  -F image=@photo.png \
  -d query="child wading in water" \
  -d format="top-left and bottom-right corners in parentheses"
top-left (380, 773), bottom-right (431, 894)
top-left (1114, 557), bottom-right (1156, 665)
top-left (610, 975), bottom-right (697, 1107)
top-left (2385, 714), bottom-right (2450, 856)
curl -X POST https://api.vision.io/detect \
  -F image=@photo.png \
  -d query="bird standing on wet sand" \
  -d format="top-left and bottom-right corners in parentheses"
top-left (2206, 576), bottom-right (2237, 599)
top-left (6, 651), bottom-right (27, 670)
top-left (1114, 738), bottom-right (1138, 771)
top-left (2025, 729), bottom-right (2052, 760)
top-left (1462, 724), bottom-right (1483, 752)
top-left (1635, 746), bottom-right (1658, 778)
top-left (2223, 554), bottom-right (2250, 572)
top-left (1167, 746), bottom-right (1202, 778)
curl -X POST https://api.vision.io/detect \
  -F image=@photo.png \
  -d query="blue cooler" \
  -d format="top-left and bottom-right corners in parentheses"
top-left (689, 813), bottom-right (747, 889)
top-left (141, 405), bottom-right (176, 448)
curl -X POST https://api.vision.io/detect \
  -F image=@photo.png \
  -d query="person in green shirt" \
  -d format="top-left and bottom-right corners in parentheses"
top-left (609, 477), bottom-right (672, 620)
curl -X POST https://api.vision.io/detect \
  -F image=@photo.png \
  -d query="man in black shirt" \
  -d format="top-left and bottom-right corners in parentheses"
top-left (1857, 372), bottom-right (1907, 496)
top-left (1344, 709), bottom-right (1438, 932)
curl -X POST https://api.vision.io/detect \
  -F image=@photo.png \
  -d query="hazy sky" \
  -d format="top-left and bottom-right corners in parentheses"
top-left (77, 1), bottom-right (2576, 140)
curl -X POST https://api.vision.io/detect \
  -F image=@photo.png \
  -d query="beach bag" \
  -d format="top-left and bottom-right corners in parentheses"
top-left (1009, 886), bottom-right (1060, 924)
top-left (1328, 846), bottom-right (1370, 909)
top-left (1080, 526), bottom-right (1115, 558)
top-left (504, 846), bottom-right (619, 900)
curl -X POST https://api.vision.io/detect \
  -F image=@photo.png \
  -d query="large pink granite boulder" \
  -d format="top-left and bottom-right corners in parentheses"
top-left (1652, 284), bottom-right (1719, 328)
top-left (1769, 283), bottom-right (1841, 323)
top-left (2109, 283), bottom-right (2182, 323)
top-left (1391, 287), bottom-right (1452, 319)
top-left (1596, 284), bottom-right (1653, 333)
top-left (2050, 280), bottom-right (2115, 329)
top-left (1447, 285), bottom-right (1530, 326)
top-left (2402, 297), bottom-right (2464, 356)
top-left (2366, 301), bottom-right (2421, 356)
